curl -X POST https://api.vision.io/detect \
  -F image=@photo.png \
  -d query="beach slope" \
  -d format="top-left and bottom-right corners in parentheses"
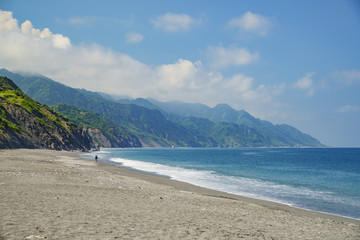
top-left (0, 149), bottom-right (359, 239)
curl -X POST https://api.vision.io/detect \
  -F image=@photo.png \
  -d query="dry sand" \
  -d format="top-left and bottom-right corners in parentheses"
top-left (0, 149), bottom-right (359, 240)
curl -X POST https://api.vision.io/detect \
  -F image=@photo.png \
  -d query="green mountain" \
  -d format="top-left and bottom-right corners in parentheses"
top-left (179, 117), bottom-right (268, 147)
top-left (146, 99), bottom-right (323, 147)
top-left (0, 77), bottom-right (91, 150)
top-left (0, 69), bottom-right (212, 147)
top-left (51, 104), bottom-right (142, 148)
top-left (0, 69), bottom-right (324, 147)
top-left (148, 99), bottom-right (214, 119)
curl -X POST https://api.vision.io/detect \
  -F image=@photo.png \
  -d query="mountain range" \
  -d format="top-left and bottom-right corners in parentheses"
top-left (0, 68), bottom-right (324, 148)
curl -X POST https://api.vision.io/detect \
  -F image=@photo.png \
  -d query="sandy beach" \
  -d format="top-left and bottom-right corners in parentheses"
top-left (0, 149), bottom-right (359, 239)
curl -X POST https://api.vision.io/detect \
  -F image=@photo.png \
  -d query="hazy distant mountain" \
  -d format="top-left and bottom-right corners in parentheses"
top-left (145, 99), bottom-right (323, 147)
top-left (0, 69), bottom-right (324, 147)
top-left (0, 77), bottom-right (91, 150)
top-left (147, 99), bottom-right (257, 124)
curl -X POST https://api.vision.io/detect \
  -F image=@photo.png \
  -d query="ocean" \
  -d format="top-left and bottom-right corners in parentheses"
top-left (82, 148), bottom-right (360, 220)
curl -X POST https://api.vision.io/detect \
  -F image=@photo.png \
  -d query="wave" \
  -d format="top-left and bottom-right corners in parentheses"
top-left (109, 157), bottom-right (360, 217)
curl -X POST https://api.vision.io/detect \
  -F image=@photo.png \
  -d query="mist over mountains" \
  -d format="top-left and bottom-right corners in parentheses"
top-left (0, 68), bottom-right (323, 148)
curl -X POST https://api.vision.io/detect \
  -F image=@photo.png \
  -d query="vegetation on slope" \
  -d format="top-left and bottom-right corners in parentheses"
top-left (51, 104), bottom-right (141, 148)
top-left (0, 69), bottom-right (324, 147)
top-left (0, 76), bottom-right (90, 150)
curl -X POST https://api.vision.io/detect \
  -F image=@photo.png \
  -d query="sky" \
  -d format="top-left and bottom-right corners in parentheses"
top-left (0, 0), bottom-right (360, 147)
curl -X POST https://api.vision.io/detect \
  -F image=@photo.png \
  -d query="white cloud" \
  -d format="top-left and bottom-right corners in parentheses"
top-left (294, 74), bottom-right (312, 89)
top-left (126, 31), bottom-right (143, 43)
top-left (206, 45), bottom-right (259, 69)
top-left (228, 11), bottom-right (271, 36)
top-left (331, 70), bottom-right (360, 85)
top-left (21, 20), bottom-right (36, 35)
top-left (40, 28), bottom-right (52, 38)
top-left (0, 10), bottom-right (18, 31)
top-left (155, 59), bottom-right (222, 93)
top-left (337, 105), bottom-right (360, 113)
top-left (156, 59), bottom-right (198, 88)
top-left (51, 33), bottom-right (71, 49)
top-left (0, 9), bottom-right (285, 114)
top-left (294, 72), bottom-right (316, 96)
top-left (224, 74), bottom-right (253, 93)
top-left (18, 18), bottom-right (71, 49)
top-left (151, 12), bottom-right (201, 32)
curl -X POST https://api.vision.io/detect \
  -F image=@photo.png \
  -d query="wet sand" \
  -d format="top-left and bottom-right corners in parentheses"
top-left (0, 149), bottom-right (359, 239)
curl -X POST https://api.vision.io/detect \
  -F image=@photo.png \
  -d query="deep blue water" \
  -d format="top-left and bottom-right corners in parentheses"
top-left (82, 148), bottom-right (360, 219)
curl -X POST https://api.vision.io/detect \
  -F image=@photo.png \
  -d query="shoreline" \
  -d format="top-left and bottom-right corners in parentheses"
top-left (89, 149), bottom-right (360, 224)
top-left (1, 149), bottom-right (359, 239)
top-left (91, 153), bottom-right (360, 225)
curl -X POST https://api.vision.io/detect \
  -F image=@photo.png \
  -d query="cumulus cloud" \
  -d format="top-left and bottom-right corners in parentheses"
top-left (331, 70), bottom-right (360, 85)
top-left (0, 9), bottom-right (284, 112)
top-left (0, 10), bottom-right (209, 102)
top-left (151, 12), bottom-right (201, 32)
top-left (228, 11), bottom-right (271, 36)
top-left (294, 72), bottom-right (316, 96)
top-left (18, 18), bottom-right (71, 49)
top-left (206, 45), bottom-right (259, 69)
top-left (0, 10), bottom-right (18, 31)
top-left (126, 31), bottom-right (143, 43)
top-left (155, 59), bottom-right (222, 92)
top-left (156, 59), bottom-right (199, 88)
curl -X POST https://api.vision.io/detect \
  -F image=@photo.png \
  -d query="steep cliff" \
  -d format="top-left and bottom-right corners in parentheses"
top-left (51, 104), bottom-right (142, 148)
top-left (0, 77), bottom-right (91, 150)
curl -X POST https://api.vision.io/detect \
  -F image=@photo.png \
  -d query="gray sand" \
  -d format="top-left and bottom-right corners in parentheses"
top-left (0, 149), bottom-right (359, 239)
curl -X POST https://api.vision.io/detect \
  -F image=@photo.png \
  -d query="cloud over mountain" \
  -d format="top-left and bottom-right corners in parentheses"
top-left (0, 9), bottom-right (273, 110)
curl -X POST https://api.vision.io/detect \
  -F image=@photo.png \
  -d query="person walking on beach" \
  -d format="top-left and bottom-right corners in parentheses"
top-left (95, 155), bottom-right (98, 161)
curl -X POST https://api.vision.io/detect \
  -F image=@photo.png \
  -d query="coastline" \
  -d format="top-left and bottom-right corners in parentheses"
top-left (94, 152), bottom-right (360, 225)
top-left (108, 162), bottom-right (360, 225)
top-left (92, 147), bottom-right (360, 222)
top-left (0, 149), bottom-right (359, 239)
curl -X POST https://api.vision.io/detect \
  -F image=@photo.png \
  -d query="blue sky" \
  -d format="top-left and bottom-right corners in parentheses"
top-left (0, 0), bottom-right (360, 147)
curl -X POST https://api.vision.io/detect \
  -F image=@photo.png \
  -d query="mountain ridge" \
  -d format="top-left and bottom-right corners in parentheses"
top-left (0, 76), bottom-right (91, 150)
top-left (0, 69), bottom-right (212, 147)
top-left (120, 98), bottom-right (323, 147)
top-left (0, 69), bottom-right (324, 147)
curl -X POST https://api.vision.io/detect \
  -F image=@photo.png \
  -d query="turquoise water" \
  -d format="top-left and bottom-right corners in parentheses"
top-left (83, 148), bottom-right (360, 219)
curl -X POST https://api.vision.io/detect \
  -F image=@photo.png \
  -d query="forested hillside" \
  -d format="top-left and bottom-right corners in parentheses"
top-left (0, 69), bottom-right (324, 147)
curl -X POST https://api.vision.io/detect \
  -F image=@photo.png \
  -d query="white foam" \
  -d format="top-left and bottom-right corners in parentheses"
top-left (109, 157), bottom-right (360, 211)
top-left (109, 157), bottom-right (294, 201)
top-left (110, 157), bottom-right (215, 181)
